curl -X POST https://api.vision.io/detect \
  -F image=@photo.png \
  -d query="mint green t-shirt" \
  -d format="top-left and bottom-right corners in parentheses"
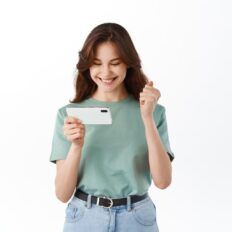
top-left (49, 94), bottom-right (174, 198)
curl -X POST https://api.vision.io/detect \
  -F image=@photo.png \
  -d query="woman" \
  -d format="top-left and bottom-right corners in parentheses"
top-left (49, 22), bottom-right (175, 232)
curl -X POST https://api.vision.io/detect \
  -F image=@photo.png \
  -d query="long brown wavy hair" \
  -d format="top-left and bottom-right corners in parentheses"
top-left (69, 22), bottom-right (149, 103)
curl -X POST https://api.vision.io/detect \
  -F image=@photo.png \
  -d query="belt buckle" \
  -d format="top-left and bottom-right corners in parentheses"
top-left (96, 195), bottom-right (113, 209)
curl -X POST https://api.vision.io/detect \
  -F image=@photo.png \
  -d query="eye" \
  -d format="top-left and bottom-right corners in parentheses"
top-left (111, 63), bottom-right (120, 66)
top-left (93, 63), bottom-right (101, 66)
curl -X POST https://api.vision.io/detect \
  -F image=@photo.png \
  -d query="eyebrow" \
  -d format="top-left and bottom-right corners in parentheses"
top-left (93, 57), bottom-right (121, 61)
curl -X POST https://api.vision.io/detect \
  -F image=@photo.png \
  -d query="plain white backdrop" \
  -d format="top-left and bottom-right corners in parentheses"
top-left (0, 0), bottom-right (231, 231)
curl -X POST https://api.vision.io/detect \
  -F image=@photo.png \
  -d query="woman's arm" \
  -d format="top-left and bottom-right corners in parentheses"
top-left (55, 144), bottom-right (82, 203)
top-left (143, 117), bottom-right (172, 189)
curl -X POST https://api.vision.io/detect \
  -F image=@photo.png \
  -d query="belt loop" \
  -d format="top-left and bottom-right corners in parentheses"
top-left (86, 194), bottom-right (92, 209)
top-left (127, 195), bottom-right (131, 212)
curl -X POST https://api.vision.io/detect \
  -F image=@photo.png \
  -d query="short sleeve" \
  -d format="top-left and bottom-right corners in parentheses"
top-left (49, 108), bottom-right (71, 164)
top-left (156, 107), bottom-right (175, 162)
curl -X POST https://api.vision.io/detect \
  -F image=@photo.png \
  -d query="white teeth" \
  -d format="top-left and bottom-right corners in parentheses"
top-left (102, 79), bottom-right (113, 83)
top-left (99, 77), bottom-right (116, 84)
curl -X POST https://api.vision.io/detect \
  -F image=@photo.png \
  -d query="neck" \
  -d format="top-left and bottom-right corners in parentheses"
top-left (91, 89), bottom-right (129, 102)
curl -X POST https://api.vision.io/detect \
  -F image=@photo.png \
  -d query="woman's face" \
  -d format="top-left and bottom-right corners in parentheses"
top-left (89, 41), bottom-right (128, 92)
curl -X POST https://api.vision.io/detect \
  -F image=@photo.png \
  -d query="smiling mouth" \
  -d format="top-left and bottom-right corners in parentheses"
top-left (98, 77), bottom-right (118, 84)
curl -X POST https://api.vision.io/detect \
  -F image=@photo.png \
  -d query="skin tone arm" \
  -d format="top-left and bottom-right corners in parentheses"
top-left (55, 117), bottom-right (86, 203)
top-left (140, 80), bottom-right (172, 189)
top-left (143, 118), bottom-right (172, 189)
top-left (55, 145), bottom-right (82, 203)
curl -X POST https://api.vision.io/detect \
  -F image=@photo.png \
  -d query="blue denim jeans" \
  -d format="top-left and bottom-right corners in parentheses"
top-left (63, 192), bottom-right (159, 232)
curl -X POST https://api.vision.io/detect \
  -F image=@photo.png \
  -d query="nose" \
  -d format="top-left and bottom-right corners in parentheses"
top-left (100, 64), bottom-right (112, 77)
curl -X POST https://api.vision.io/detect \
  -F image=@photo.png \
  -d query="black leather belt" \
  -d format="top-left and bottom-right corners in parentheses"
top-left (74, 188), bottom-right (148, 209)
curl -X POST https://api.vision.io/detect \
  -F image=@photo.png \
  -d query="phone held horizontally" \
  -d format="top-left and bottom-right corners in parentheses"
top-left (66, 107), bottom-right (112, 125)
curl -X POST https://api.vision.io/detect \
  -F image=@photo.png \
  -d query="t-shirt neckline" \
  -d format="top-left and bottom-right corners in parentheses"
top-left (87, 94), bottom-right (133, 104)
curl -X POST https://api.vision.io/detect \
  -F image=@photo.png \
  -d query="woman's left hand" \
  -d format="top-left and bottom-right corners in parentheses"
top-left (139, 80), bottom-right (161, 120)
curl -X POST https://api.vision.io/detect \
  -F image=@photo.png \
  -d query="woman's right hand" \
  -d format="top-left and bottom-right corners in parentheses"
top-left (63, 116), bottom-right (86, 148)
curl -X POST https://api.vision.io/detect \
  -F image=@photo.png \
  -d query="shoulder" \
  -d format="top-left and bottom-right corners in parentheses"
top-left (57, 103), bottom-right (73, 114)
top-left (54, 104), bottom-right (75, 120)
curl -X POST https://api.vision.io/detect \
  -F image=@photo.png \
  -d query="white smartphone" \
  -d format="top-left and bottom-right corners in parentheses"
top-left (66, 107), bottom-right (112, 125)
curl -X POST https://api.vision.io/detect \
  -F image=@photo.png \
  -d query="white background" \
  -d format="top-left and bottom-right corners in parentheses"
top-left (0, 0), bottom-right (231, 231)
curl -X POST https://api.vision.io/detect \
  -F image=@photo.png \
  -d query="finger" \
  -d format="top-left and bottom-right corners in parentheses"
top-left (144, 84), bottom-right (155, 91)
top-left (140, 95), bottom-right (156, 101)
top-left (146, 80), bottom-right (153, 86)
top-left (144, 85), bottom-right (154, 89)
top-left (140, 93), bottom-right (158, 103)
top-left (63, 124), bottom-right (84, 134)
top-left (140, 92), bottom-right (156, 98)
top-left (63, 123), bottom-right (84, 130)
top-left (69, 131), bottom-right (84, 140)
top-left (143, 88), bottom-right (160, 97)
top-left (66, 127), bottom-right (83, 136)
top-left (144, 86), bottom-right (156, 93)
top-left (64, 116), bottom-right (76, 123)
top-left (140, 96), bottom-right (146, 102)
top-left (63, 123), bottom-right (77, 131)
top-left (139, 97), bottom-right (146, 105)
top-left (64, 119), bottom-right (83, 127)
top-left (64, 116), bottom-right (82, 124)
top-left (142, 88), bottom-right (156, 95)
